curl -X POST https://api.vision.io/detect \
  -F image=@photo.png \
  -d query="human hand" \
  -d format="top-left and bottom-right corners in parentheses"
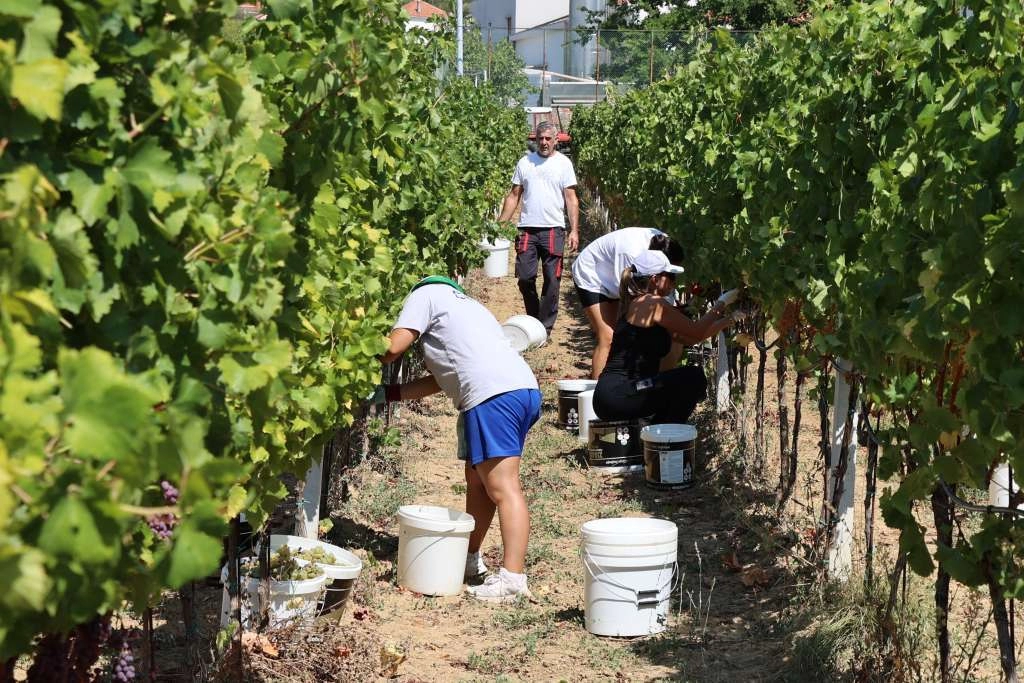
top-left (716, 288), bottom-right (740, 307)
top-left (566, 228), bottom-right (579, 253)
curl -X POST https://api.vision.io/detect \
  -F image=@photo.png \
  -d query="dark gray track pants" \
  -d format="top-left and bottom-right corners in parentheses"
top-left (514, 227), bottom-right (565, 332)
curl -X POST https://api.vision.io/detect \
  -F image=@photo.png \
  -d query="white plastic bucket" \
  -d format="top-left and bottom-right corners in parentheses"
top-left (581, 517), bottom-right (678, 637)
top-left (397, 505), bottom-right (475, 596)
top-left (989, 463), bottom-right (1022, 509)
top-left (557, 379), bottom-right (597, 431)
top-left (577, 389), bottom-right (597, 444)
top-left (641, 424), bottom-right (697, 490)
top-left (501, 315), bottom-right (547, 352)
top-left (247, 574), bottom-right (328, 628)
top-left (268, 535), bottom-right (362, 613)
top-left (481, 238), bottom-right (511, 278)
top-left (220, 563), bottom-right (328, 628)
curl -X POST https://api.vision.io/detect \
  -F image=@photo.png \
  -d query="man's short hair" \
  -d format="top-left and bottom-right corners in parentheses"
top-left (535, 121), bottom-right (558, 138)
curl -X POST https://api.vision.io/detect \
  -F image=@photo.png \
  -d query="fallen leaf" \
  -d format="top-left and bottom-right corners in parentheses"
top-left (739, 566), bottom-right (771, 588)
top-left (721, 551), bottom-right (743, 572)
top-left (241, 632), bottom-right (279, 658)
top-left (334, 645), bottom-right (351, 659)
top-left (353, 606), bottom-right (370, 621)
top-left (379, 643), bottom-right (407, 677)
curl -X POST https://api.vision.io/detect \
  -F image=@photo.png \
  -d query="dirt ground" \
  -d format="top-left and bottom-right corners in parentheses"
top-left (133, 234), bottom-right (1022, 682)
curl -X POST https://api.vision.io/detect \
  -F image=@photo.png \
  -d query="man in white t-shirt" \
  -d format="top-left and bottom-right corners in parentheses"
top-left (571, 228), bottom-right (684, 378)
top-left (373, 276), bottom-right (541, 603)
top-left (497, 122), bottom-right (579, 335)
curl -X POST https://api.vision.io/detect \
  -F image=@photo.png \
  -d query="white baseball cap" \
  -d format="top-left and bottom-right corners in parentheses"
top-left (630, 250), bottom-right (685, 277)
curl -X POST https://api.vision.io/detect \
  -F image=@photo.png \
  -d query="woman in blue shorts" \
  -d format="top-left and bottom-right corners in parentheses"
top-left (374, 276), bottom-right (540, 603)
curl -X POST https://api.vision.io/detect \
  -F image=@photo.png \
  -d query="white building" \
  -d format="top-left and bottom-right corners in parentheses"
top-left (467, 0), bottom-right (607, 105)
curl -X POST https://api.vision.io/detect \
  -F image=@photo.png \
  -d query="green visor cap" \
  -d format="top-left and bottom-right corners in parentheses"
top-left (411, 275), bottom-right (465, 294)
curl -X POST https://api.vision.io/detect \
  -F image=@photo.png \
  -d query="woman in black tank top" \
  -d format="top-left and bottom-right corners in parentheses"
top-left (594, 251), bottom-right (736, 425)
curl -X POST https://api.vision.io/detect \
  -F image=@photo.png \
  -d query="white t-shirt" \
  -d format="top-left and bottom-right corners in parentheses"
top-left (511, 151), bottom-right (577, 228)
top-left (393, 285), bottom-right (539, 411)
top-left (571, 227), bottom-right (666, 298)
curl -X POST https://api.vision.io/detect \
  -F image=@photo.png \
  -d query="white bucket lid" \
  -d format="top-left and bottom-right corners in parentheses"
top-left (557, 379), bottom-right (597, 392)
top-left (641, 424), bottom-right (697, 444)
top-left (581, 517), bottom-right (678, 546)
top-left (398, 505), bottom-right (475, 534)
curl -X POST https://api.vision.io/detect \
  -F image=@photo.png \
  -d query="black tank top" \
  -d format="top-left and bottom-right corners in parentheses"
top-left (602, 319), bottom-right (671, 379)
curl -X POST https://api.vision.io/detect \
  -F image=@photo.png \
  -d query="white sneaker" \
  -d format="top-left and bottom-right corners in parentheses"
top-left (465, 551), bottom-right (488, 580)
top-left (466, 567), bottom-right (532, 603)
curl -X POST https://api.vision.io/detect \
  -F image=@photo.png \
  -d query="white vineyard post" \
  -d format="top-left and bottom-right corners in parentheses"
top-left (716, 331), bottom-right (730, 414)
top-left (827, 358), bottom-right (859, 581)
top-left (295, 458), bottom-right (323, 540)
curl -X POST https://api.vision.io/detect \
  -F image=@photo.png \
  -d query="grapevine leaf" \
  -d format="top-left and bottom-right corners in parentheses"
top-left (0, 548), bottom-right (51, 611)
top-left (65, 169), bottom-right (115, 226)
top-left (11, 58), bottom-right (69, 120)
top-left (37, 496), bottom-right (119, 564)
top-left (935, 543), bottom-right (983, 587)
top-left (161, 522), bottom-right (222, 588)
top-left (18, 6), bottom-right (61, 61)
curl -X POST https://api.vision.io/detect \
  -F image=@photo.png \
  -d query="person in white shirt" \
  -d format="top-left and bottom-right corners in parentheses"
top-left (373, 276), bottom-right (541, 603)
top-left (572, 228), bottom-right (684, 378)
top-left (497, 122), bottom-right (579, 335)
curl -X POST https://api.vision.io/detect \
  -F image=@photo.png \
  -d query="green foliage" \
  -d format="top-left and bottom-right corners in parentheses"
top-left (462, 26), bottom-right (531, 106)
top-left (578, 0), bottom-right (814, 84)
top-left (572, 0), bottom-right (1024, 598)
top-left (0, 0), bottom-right (522, 660)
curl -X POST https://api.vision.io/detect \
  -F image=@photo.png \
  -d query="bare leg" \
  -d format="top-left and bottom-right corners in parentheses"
top-left (465, 463), bottom-right (496, 554)
top-left (473, 457), bottom-right (529, 573)
top-left (584, 300), bottom-right (619, 379)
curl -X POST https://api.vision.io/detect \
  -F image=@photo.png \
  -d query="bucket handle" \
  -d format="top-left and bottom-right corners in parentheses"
top-left (580, 547), bottom-right (679, 607)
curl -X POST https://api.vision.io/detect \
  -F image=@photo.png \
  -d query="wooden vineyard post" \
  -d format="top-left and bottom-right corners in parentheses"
top-left (716, 331), bottom-right (730, 414)
top-left (827, 358), bottom-right (859, 582)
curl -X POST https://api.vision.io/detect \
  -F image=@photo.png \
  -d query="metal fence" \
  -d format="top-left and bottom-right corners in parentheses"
top-left (462, 26), bottom-right (758, 106)
top-left (473, 27), bottom-right (756, 81)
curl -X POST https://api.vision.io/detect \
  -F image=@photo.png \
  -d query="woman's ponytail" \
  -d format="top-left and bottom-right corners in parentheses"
top-left (618, 265), bottom-right (655, 318)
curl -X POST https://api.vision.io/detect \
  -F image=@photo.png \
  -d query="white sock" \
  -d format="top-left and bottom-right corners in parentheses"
top-left (500, 567), bottom-right (527, 587)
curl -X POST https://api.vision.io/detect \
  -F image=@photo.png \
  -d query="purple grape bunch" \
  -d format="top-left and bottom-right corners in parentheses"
top-left (112, 640), bottom-right (135, 682)
top-left (147, 480), bottom-right (180, 540)
top-left (147, 514), bottom-right (175, 540)
top-left (160, 480), bottom-right (179, 504)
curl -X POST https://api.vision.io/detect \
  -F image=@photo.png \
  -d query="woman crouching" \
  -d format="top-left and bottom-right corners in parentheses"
top-left (593, 251), bottom-right (737, 425)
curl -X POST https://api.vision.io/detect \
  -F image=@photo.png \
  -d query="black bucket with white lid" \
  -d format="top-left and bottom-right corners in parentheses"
top-left (556, 379), bottom-right (597, 431)
top-left (640, 424), bottom-right (697, 490)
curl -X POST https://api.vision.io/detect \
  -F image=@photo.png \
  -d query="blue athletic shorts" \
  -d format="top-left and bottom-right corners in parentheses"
top-left (456, 389), bottom-right (542, 467)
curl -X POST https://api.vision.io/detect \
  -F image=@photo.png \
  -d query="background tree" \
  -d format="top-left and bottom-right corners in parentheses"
top-left (579, 0), bottom-right (815, 84)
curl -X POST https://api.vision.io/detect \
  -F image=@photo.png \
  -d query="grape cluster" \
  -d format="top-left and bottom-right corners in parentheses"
top-left (113, 641), bottom-right (135, 681)
top-left (160, 480), bottom-right (179, 504)
top-left (147, 513), bottom-right (175, 540)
